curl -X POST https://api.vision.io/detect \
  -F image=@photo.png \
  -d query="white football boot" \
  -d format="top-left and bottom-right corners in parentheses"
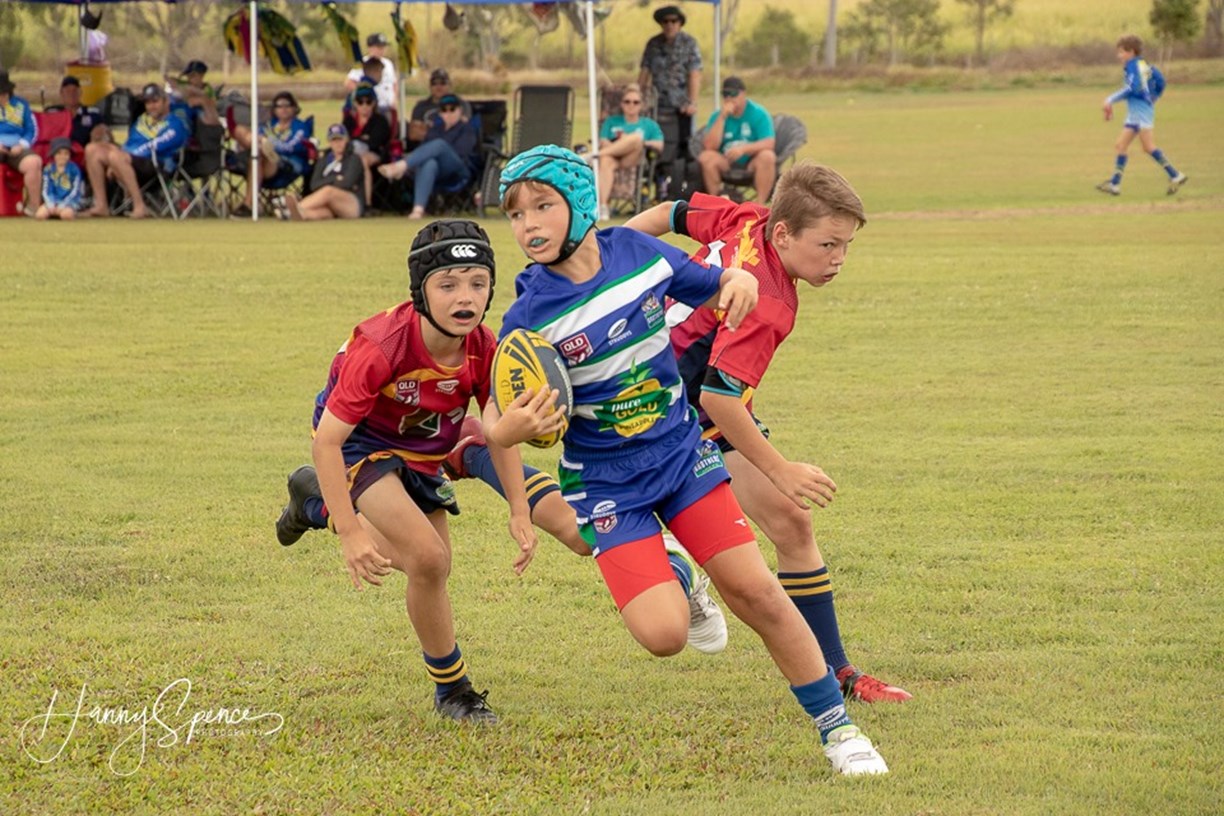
top-left (822, 725), bottom-right (889, 776)
top-left (662, 533), bottom-right (728, 654)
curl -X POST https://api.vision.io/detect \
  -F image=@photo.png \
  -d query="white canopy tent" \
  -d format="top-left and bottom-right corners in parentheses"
top-left (243, 0), bottom-right (723, 219)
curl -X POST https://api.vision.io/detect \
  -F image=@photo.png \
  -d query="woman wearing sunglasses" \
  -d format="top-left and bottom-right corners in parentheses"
top-left (378, 93), bottom-right (480, 220)
top-left (595, 83), bottom-right (664, 221)
top-left (343, 84), bottom-right (392, 210)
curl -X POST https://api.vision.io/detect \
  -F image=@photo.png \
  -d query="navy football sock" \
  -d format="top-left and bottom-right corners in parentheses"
top-left (424, 645), bottom-right (469, 700)
top-left (779, 567), bottom-right (849, 673)
top-left (792, 672), bottom-right (853, 744)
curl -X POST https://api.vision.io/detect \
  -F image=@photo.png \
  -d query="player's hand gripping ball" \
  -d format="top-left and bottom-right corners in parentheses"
top-left (492, 329), bottom-right (573, 448)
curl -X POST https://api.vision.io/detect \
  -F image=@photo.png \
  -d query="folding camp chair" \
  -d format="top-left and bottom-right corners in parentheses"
top-left (479, 85), bottom-right (573, 216)
top-left (176, 122), bottom-right (228, 217)
top-left (427, 100), bottom-right (507, 216)
top-left (692, 113), bottom-right (808, 203)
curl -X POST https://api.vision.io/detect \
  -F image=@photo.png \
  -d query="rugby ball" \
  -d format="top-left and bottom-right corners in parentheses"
top-left (492, 328), bottom-right (573, 448)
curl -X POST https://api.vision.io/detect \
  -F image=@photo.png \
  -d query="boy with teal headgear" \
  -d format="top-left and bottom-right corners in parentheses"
top-left (494, 144), bottom-right (890, 775)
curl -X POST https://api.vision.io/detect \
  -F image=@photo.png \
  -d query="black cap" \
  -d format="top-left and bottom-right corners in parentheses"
top-left (653, 5), bottom-right (686, 25)
top-left (61, 75), bottom-right (81, 89)
top-left (183, 60), bottom-right (208, 76)
top-left (722, 76), bottom-right (747, 95)
top-left (49, 137), bottom-right (73, 156)
top-left (0, 71), bottom-right (15, 95)
top-left (367, 32), bottom-right (389, 47)
top-left (141, 83), bottom-right (166, 100)
top-left (430, 68), bottom-right (450, 84)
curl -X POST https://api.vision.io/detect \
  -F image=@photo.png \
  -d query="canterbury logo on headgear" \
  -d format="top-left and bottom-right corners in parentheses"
top-left (451, 244), bottom-right (479, 259)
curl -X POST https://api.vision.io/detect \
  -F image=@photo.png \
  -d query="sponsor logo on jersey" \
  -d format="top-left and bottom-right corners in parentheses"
top-left (591, 500), bottom-right (618, 534)
top-left (607, 318), bottom-right (634, 346)
top-left (559, 332), bottom-right (594, 364)
top-left (693, 440), bottom-right (725, 478)
top-left (594, 361), bottom-right (671, 437)
top-left (641, 294), bottom-right (664, 329)
top-left (436, 379), bottom-right (460, 394)
top-left (394, 378), bottom-right (420, 405)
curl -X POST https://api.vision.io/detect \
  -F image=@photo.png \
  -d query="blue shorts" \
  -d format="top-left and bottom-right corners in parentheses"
top-left (558, 419), bottom-right (731, 557)
top-left (1125, 102), bottom-right (1155, 131)
top-left (344, 447), bottom-right (459, 516)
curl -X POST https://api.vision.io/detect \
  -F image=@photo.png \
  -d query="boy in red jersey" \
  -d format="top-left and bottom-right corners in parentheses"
top-left (280, 219), bottom-right (553, 724)
top-left (624, 163), bottom-right (912, 704)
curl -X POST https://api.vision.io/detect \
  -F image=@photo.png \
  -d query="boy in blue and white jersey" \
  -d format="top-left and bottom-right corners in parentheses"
top-left (491, 144), bottom-right (889, 776)
top-left (1097, 34), bottom-right (1187, 197)
top-left (36, 138), bottom-right (83, 220)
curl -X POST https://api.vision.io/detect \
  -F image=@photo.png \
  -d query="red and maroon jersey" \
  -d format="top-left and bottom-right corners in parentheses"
top-left (312, 302), bottom-right (495, 475)
top-left (668, 193), bottom-right (798, 429)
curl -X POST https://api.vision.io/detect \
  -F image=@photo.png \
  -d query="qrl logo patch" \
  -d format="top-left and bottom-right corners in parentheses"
top-left (451, 244), bottom-right (479, 259)
top-left (394, 379), bottom-right (420, 405)
top-left (559, 333), bottom-right (594, 364)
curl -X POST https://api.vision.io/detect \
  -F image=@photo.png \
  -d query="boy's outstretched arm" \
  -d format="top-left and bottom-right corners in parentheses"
top-left (312, 410), bottom-right (393, 590)
top-left (700, 389), bottom-right (837, 511)
top-left (480, 399), bottom-right (538, 575)
top-left (623, 202), bottom-right (674, 237)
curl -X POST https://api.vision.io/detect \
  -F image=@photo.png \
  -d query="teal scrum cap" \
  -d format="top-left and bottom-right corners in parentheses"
top-left (498, 144), bottom-right (597, 264)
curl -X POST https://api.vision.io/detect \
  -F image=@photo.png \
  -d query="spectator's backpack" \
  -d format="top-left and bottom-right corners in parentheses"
top-left (1147, 63), bottom-right (1166, 101)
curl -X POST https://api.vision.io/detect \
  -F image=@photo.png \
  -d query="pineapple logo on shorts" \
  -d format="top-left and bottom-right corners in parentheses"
top-left (594, 360), bottom-right (672, 437)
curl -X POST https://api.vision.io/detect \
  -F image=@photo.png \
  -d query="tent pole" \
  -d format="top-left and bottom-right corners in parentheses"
top-left (585, 0), bottom-right (599, 212)
top-left (713, 1), bottom-right (721, 113)
top-left (250, 0), bottom-right (260, 222)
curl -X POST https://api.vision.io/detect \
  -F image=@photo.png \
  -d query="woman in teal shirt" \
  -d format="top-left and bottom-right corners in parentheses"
top-left (596, 83), bottom-right (664, 220)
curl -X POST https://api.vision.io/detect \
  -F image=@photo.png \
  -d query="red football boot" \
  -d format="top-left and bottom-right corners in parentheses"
top-left (836, 665), bottom-right (913, 703)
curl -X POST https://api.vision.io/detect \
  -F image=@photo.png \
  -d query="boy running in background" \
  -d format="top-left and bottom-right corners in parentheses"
top-left (280, 219), bottom-right (539, 724)
top-left (1097, 34), bottom-right (1188, 197)
top-left (493, 144), bottom-right (888, 775)
top-left (623, 163), bottom-right (912, 704)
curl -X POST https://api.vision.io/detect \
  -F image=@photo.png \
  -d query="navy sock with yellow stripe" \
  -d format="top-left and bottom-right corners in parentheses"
top-left (778, 567), bottom-right (849, 673)
top-left (464, 444), bottom-right (560, 513)
top-left (424, 645), bottom-right (469, 700)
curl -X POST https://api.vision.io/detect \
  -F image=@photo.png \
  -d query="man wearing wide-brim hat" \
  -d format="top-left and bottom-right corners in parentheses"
top-left (638, 5), bottom-right (703, 196)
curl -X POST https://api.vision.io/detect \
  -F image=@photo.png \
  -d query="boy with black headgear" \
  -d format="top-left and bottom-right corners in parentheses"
top-left (275, 219), bottom-right (543, 724)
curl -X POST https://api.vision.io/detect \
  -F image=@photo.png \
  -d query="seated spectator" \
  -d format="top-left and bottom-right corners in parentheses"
top-left (407, 68), bottom-right (471, 147)
top-left (698, 76), bottom-right (776, 200)
top-left (229, 90), bottom-right (312, 216)
top-left (343, 57), bottom-right (389, 116)
top-left (85, 83), bottom-right (190, 218)
top-left (595, 83), bottom-right (664, 220)
top-left (342, 84), bottom-right (391, 208)
top-left (0, 70), bottom-right (44, 216)
top-left (284, 123), bottom-right (364, 221)
top-left (378, 93), bottom-right (479, 220)
top-left (344, 33), bottom-right (398, 114)
top-left (45, 75), bottom-right (108, 149)
top-left (36, 138), bottom-right (83, 220)
top-left (166, 60), bottom-right (220, 128)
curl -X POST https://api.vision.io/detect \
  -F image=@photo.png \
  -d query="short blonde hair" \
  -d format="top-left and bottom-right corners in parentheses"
top-left (767, 163), bottom-right (866, 236)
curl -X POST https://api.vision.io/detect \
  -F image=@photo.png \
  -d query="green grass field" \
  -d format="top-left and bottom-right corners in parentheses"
top-left (2, 84), bottom-right (1223, 815)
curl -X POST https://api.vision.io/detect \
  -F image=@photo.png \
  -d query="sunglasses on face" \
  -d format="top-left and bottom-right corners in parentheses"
top-left (355, 98), bottom-right (375, 106)
top-left (622, 98), bottom-right (642, 105)
top-left (721, 90), bottom-right (741, 98)
top-left (440, 105), bottom-right (459, 113)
